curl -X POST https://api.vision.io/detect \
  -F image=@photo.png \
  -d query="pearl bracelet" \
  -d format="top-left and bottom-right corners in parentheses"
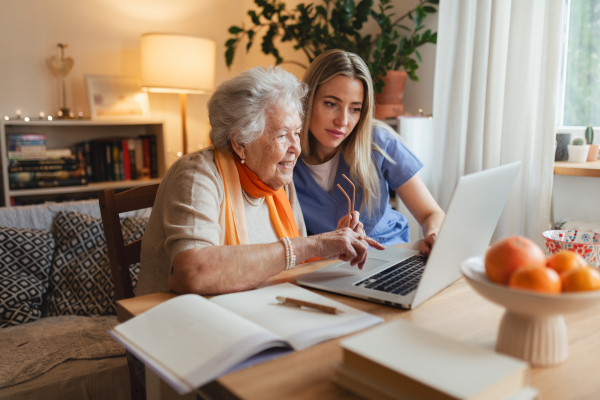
top-left (281, 237), bottom-right (296, 271)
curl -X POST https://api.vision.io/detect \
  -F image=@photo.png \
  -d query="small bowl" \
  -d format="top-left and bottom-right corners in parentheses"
top-left (542, 230), bottom-right (600, 267)
top-left (460, 257), bottom-right (600, 366)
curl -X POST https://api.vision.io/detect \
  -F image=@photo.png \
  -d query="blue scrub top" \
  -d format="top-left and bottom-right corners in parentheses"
top-left (293, 126), bottom-right (423, 246)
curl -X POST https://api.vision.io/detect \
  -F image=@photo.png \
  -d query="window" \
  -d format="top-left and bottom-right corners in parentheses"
top-left (558, 0), bottom-right (600, 127)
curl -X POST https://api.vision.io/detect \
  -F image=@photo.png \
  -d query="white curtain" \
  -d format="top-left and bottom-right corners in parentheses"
top-left (431, 0), bottom-right (565, 244)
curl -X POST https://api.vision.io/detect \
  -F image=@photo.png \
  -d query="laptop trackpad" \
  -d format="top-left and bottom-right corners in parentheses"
top-left (338, 257), bottom-right (388, 272)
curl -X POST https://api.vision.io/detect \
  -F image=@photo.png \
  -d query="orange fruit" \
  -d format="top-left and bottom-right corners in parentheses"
top-left (485, 236), bottom-right (547, 285)
top-left (547, 250), bottom-right (588, 276)
top-left (508, 266), bottom-right (562, 294)
top-left (561, 266), bottom-right (600, 292)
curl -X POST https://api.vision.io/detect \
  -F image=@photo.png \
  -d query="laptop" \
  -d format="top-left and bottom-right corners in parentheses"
top-left (297, 161), bottom-right (521, 310)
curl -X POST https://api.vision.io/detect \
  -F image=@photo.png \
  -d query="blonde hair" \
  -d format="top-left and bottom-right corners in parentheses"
top-left (301, 49), bottom-right (387, 215)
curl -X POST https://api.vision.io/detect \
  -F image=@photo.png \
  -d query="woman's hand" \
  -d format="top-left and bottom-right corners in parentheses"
top-left (419, 232), bottom-right (437, 256)
top-left (313, 227), bottom-right (385, 270)
top-left (336, 211), bottom-right (363, 233)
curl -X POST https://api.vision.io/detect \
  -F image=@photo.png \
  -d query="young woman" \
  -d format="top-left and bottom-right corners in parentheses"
top-left (293, 49), bottom-right (445, 255)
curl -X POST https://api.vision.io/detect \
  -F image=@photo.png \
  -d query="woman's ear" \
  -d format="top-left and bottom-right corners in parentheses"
top-left (230, 139), bottom-right (245, 161)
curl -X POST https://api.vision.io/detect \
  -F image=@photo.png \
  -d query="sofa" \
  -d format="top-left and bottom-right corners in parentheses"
top-left (0, 199), bottom-right (150, 400)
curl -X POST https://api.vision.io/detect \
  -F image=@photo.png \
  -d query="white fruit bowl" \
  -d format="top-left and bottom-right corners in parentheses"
top-left (460, 257), bottom-right (600, 367)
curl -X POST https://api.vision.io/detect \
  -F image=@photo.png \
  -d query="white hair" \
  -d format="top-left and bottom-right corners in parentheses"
top-left (209, 66), bottom-right (308, 153)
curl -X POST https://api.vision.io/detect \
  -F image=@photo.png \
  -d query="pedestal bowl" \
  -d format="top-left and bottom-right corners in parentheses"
top-left (460, 257), bottom-right (600, 367)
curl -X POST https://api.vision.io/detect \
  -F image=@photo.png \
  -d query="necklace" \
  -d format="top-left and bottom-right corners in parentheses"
top-left (242, 189), bottom-right (265, 206)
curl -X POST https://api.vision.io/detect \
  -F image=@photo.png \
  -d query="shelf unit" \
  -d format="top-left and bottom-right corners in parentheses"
top-left (1, 119), bottom-right (166, 207)
top-left (554, 160), bottom-right (600, 178)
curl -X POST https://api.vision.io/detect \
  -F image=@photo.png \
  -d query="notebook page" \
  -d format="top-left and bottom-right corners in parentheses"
top-left (210, 283), bottom-right (383, 350)
top-left (110, 294), bottom-right (287, 394)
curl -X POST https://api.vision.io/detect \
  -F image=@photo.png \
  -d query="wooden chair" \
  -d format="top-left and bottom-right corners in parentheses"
top-left (98, 183), bottom-right (160, 400)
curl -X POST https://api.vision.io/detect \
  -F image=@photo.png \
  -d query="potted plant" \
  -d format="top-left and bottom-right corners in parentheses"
top-left (568, 138), bottom-right (590, 163)
top-left (585, 125), bottom-right (599, 161)
top-left (225, 0), bottom-right (438, 117)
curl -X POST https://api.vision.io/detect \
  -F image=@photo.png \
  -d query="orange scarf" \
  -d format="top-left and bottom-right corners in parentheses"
top-left (214, 148), bottom-right (299, 245)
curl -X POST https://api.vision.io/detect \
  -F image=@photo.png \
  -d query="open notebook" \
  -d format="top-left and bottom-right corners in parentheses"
top-left (109, 283), bottom-right (383, 394)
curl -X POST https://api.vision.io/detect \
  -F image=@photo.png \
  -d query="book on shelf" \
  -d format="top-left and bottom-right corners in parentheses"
top-left (10, 178), bottom-right (87, 190)
top-left (74, 135), bottom-right (155, 183)
top-left (8, 157), bottom-right (76, 168)
top-left (127, 139), bottom-right (137, 180)
top-left (8, 134), bottom-right (47, 153)
top-left (146, 135), bottom-right (158, 178)
top-left (133, 138), bottom-right (148, 179)
top-left (122, 139), bottom-right (131, 180)
top-left (8, 148), bottom-right (72, 161)
top-left (9, 169), bottom-right (86, 183)
top-left (8, 161), bottom-right (79, 172)
top-left (334, 319), bottom-right (536, 400)
top-left (109, 283), bottom-right (383, 395)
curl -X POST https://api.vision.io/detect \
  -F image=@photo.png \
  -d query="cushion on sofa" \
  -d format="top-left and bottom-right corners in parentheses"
top-left (43, 211), bottom-right (148, 317)
top-left (0, 227), bottom-right (55, 328)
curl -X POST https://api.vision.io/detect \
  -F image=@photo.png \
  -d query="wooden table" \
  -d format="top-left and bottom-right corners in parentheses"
top-left (117, 242), bottom-right (600, 400)
top-left (554, 160), bottom-right (600, 177)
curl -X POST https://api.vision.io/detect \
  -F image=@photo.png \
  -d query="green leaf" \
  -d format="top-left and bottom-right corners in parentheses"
top-left (423, 6), bottom-right (437, 13)
top-left (225, 38), bottom-right (237, 47)
top-left (263, 3), bottom-right (276, 19)
top-left (415, 50), bottom-right (422, 63)
top-left (225, 47), bottom-right (235, 67)
top-left (427, 0), bottom-right (439, 4)
top-left (316, 5), bottom-right (327, 18)
top-left (248, 10), bottom-right (261, 25)
top-left (228, 26), bottom-right (244, 34)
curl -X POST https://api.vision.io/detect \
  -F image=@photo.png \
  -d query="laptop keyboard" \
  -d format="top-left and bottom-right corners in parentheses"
top-left (354, 255), bottom-right (427, 296)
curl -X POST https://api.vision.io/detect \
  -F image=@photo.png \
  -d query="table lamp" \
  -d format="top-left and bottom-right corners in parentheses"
top-left (141, 33), bottom-right (216, 155)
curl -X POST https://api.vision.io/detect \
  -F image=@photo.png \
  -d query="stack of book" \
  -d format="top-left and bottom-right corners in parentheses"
top-left (72, 135), bottom-right (158, 183)
top-left (334, 319), bottom-right (538, 400)
top-left (7, 134), bottom-right (83, 190)
top-left (8, 134), bottom-right (47, 160)
top-left (7, 134), bottom-right (72, 160)
top-left (8, 157), bottom-right (86, 190)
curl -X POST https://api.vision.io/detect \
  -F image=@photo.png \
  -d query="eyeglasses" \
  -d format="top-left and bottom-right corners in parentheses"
top-left (336, 174), bottom-right (355, 228)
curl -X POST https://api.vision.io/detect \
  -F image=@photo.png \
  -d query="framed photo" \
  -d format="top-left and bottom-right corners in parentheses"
top-left (85, 75), bottom-right (150, 120)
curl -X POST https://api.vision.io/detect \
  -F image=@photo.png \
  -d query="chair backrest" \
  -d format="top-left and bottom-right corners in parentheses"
top-left (98, 184), bottom-right (160, 301)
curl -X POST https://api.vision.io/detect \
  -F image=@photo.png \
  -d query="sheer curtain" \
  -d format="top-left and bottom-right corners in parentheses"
top-left (431, 0), bottom-right (565, 244)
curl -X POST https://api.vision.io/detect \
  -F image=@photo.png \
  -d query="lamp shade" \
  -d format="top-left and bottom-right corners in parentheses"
top-left (141, 33), bottom-right (216, 94)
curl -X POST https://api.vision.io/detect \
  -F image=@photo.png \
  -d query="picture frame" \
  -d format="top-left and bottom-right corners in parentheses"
top-left (84, 75), bottom-right (150, 120)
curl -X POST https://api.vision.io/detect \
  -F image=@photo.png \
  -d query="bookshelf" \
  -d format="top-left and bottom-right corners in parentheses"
top-left (0, 119), bottom-right (166, 207)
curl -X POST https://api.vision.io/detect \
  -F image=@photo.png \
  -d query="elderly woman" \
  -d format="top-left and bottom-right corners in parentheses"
top-left (136, 66), bottom-right (384, 297)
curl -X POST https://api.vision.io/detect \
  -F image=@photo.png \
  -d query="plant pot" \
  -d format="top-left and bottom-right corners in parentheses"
top-left (567, 145), bottom-right (590, 163)
top-left (587, 144), bottom-right (600, 161)
top-left (555, 133), bottom-right (571, 161)
top-left (374, 70), bottom-right (407, 119)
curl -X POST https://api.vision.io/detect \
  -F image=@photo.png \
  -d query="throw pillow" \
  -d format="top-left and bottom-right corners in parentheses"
top-left (43, 211), bottom-right (148, 317)
top-left (0, 227), bottom-right (55, 328)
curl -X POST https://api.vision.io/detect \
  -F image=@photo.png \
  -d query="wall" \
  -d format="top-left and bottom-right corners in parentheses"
top-left (0, 0), bottom-right (437, 171)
